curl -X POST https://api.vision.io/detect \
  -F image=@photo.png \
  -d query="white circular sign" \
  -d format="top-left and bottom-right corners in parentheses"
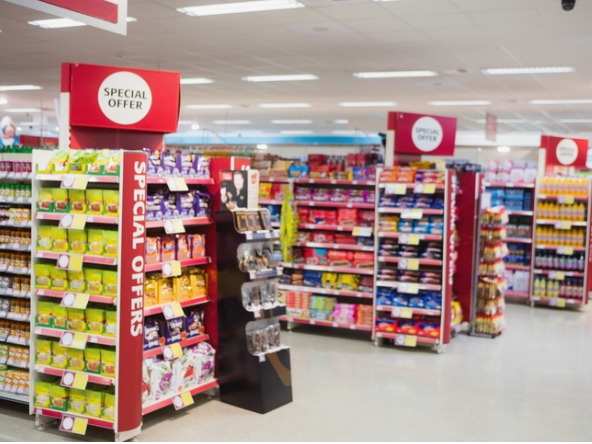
top-left (62, 417), bottom-right (74, 431)
top-left (62, 332), bottom-right (73, 346)
top-left (62, 372), bottom-right (74, 386)
top-left (163, 305), bottom-right (173, 318)
top-left (58, 255), bottom-right (70, 268)
top-left (61, 214), bottom-right (73, 228)
top-left (98, 72), bottom-right (152, 125)
top-left (173, 396), bottom-right (183, 409)
top-left (556, 138), bottom-right (579, 165)
top-left (62, 176), bottom-right (75, 188)
top-left (63, 293), bottom-right (76, 306)
top-left (163, 347), bottom-right (173, 359)
top-left (411, 116), bottom-right (444, 152)
top-left (163, 263), bottom-right (172, 277)
top-left (164, 220), bottom-right (173, 233)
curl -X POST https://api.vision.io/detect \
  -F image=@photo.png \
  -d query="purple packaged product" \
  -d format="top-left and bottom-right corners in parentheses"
top-left (163, 193), bottom-right (180, 219)
top-left (146, 149), bottom-right (163, 176)
top-left (177, 153), bottom-right (196, 177)
top-left (193, 191), bottom-right (211, 217)
top-left (161, 151), bottom-right (178, 176)
top-left (144, 317), bottom-right (161, 350)
top-left (184, 309), bottom-right (202, 338)
top-left (194, 156), bottom-right (210, 178)
top-left (312, 188), bottom-right (330, 202)
top-left (330, 188), bottom-right (349, 203)
top-left (294, 187), bottom-right (312, 201)
top-left (176, 191), bottom-right (196, 219)
top-left (161, 317), bottom-right (184, 345)
top-left (146, 194), bottom-right (165, 221)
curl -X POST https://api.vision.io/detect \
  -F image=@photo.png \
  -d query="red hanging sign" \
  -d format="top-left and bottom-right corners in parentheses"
top-left (388, 112), bottom-right (457, 157)
top-left (541, 135), bottom-right (588, 170)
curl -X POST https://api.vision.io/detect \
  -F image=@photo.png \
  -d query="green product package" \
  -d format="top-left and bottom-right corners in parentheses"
top-left (68, 388), bottom-right (86, 414)
top-left (50, 227), bottom-right (68, 252)
top-left (85, 389), bottom-right (104, 417)
top-left (68, 189), bottom-right (87, 214)
top-left (49, 384), bottom-right (69, 411)
top-left (36, 301), bottom-right (53, 327)
top-left (67, 348), bottom-right (85, 372)
top-left (68, 270), bottom-right (86, 293)
top-left (84, 268), bottom-right (103, 295)
top-left (100, 349), bottom-right (116, 378)
top-left (87, 229), bottom-right (105, 256)
top-left (85, 308), bottom-right (105, 335)
top-left (34, 263), bottom-right (51, 289)
top-left (84, 347), bottom-right (101, 374)
top-left (104, 310), bottom-right (117, 338)
top-left (102, 391), bottom-right (115, 421)
top-left (52, 188), bottom-right (69, 213)
top-left (51, 343), bottom-right (69, 369)
top-left (49, 266), bottom-right (68, 291)
top-left (37, 188), bottom-right (54, 212)
top-left (52, 304), bottom-right (68, 330)
top-left (67, 308), bottom-right (87, 332)
top-left (103, 190), bottom-right (119, 217)
top-left (35, 339), bottom-right (52, 365)
top-left (103, 230), bottom-right (119, 257)
top-left (68, 230), bottom-right (87, 254)
top-left (86, 189), bottom-right (104, 215)
top-left (33, 381), bottom-right (51, 408)
top-left (36, 226), bottom-right (53, 251)
top-left (102, 270), bottom-right (118, 298)
top-left (68, 150), bottom-right (98, 174)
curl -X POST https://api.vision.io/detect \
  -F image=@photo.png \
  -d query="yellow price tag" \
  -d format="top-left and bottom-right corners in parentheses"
top-left (166, 177), bottom-right (189, 192)
top-left (59, 214), bottom-right (87, 230)
top-left (398, 234), bottom-right (420, 245)
top-left (558, 195), bottom-right (574, 204)
top-left (398, 283), bottom-right (419, 294)
top-left (558, 246), bottom-right (574, 255)
top-left (162, 261), bottom-right (182, 277)
top-left (391, 307), bottom-right (413, 318)
top-left (60, 416), bottom-right (88, 435)
top-left (394, 334), bottom-right (417, 347)
top-left (352, 226), bottom-right (373, 237)
top-left (550, 271), bottom-right (565, 281)
top-left (398, 258), bottom-right (419, 271)
top-left (60, 371), bottom-right (89, 390)
top-left (401, 209), bottom-right (423, 219)
top-left (554, 221), bottom-right (571, 230)
top-left (555, 298), bottom-right (567, 308)
top-left (385, 184), bottom-right (407, 195)
top-left (56, 254), bottom-right (83, 272)
top-left (163, 342), bottom-right (183, 361)
top-left (59, 332), bottom-right (88, 350)
top-left (173, 391), bottom-right (195, 410)
top-left (60, 293), bottom-right (90, 310)
top-left (61, 175), bottom-right (89, 190)
top-left (162, 302), bottom-right (185, 320)
top-left (414, 183), bottom-right (436, 194)
top-left (164, 219), bottom-right (186, 234)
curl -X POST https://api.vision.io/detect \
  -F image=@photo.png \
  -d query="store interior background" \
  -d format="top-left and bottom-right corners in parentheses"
top-left (2, 0), bottom-right (592, 157)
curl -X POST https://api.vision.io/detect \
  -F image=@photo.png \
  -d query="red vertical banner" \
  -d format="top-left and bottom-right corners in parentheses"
top-left (116, 151), bottom-right (147, 435)
top-left (441, 169), bottom-right (454, 345)
top-left (485, 113), bottom-right (497, 142)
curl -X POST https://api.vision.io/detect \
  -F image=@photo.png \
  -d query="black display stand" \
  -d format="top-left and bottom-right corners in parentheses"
top-left (216, 210), bottom-right (293, 414)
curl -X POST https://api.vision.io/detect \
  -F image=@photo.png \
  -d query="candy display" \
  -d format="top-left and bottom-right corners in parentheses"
top-left (35, 302), bottom-right (117, 337)
top-left (37, 149), bottom-right (121, 176)
top-left (0, 206), bottom-right (31, 226)
top-left (146, 188), bottom-right (211, 221)
top-left (483, 160), bottom-right (537, 184)
top-left (242, 280), bottom-right (282, 312)
top-left (36, 226), bottom-right (119, 256)
top-left (237, 241), bottom-right (282, 272)
top-left (146, 234), bottom-right (206, 264)
top-left (143, 309), bottom-right (204, 350)
top-left (145, 268), bottom-right (207, 308)
top-left (145, 149), bottom-right (210, 178)
top-left (246, 323), bottom-right (282, 355)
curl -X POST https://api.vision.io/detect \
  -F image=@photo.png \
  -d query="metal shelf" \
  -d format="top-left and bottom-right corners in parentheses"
top-left (280, 315), bottom-right (372, 331)
top-left (281, 263), bottom-right (374, 275)
top-left (295, 241), bottom-right (374, 252)
top-left (142, 379), bottom-right (218, 416)
top-left (142, 334), bottom-right (209, 359)
top-left (277, 284), bottom-right (372, 299)
top-left (143, 297), bottom-right (209, 317)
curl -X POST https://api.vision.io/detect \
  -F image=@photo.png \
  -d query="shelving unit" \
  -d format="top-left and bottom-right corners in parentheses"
top-left (482, 180), bottom-right (536, 301)
top-left (373, 168), bottom-right (454, 353)
top-left (0, 151), bottom-right (33, 404)
top-left (258, 177), bottom-right (291, 228)
top-left (531, 177), bottom-right (591, 308)
top-left (280, 178), bottom-right (376, 335)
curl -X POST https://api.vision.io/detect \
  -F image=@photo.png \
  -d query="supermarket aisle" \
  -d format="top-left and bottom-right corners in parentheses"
top-left (1, 303), bottom-right (591, 441)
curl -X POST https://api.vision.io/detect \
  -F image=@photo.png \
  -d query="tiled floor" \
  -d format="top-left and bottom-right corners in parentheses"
top-left (1, 303), bottom-right (590, 441)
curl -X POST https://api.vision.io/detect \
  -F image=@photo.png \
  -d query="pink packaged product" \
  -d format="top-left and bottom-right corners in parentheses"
top-left (297, 231), bottom-right (312, 242)
top-left (295, 187), bottom-right (312, 201)
top-left (329, 188), bottom-right (349, 203)
top-left (333, 303), bottom-right (355, 324)
top-left (337, 209), bottom-right (357, 226)
top-left (191, 342), bottom-right (216, 385)
top-left (311, 231), bottom-right (335, 243)
top-left (146, 237), bottom-right (161, 264)
top-left (311, 209), bottom-right (337, 225)
top-left (357, 210), bottom-right (375, 226)
top-left (312, 188), bottom-right (331, 202)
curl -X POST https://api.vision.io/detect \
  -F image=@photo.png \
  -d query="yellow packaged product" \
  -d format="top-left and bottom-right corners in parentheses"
top-left (144, 277), bottom-right (159, 308)
top-left (67, 308), bottom-right (86, 332)
top-left (85, 308), bottom-right (105, 334)
top-left (68, 230), bottom-right (87, 254)
top-left (68, 388), bottom-right (86, 414)
top-left (34, 381), bottom-right (51, 408)
top-left (190, 270), bottom-right (207, 298)
top-left (35, 339), bottom-right (52, 365)
top-left (36, 226), bottom-right (53, 251)
top-left (84, 347), bottom-right (101, 374)
top-left (84, 269), bottom-right (102, 295)
top-left (68, 270), bottom-right (86, 293)
top-left (85, 389), bottom-right (104, 418)
top-left (103, 230), bottom-right (119, 257)
top-left (158, 278), bottom-right (174, 304)
top-left (36, 301), bottom-right (53, 327)
top-left (52, 188), bottom-right (69, 213)
top-left (50, 227), bottom-right (68, 252)
top-left (52, 304), bottom-right (68, 329)
top-left (105, 150), bottom-right (121, 175)
top-left (86, 189), bottom-right (104, 215)
top-left (104, 310), bottom-right (117, 337)
top-left (175, 274), bottom-right (193, 301)
top-left (67, 349), bottom-right (85, 372)
top-left (87, 229), bottom-right (105, 256)
top-left (49, 266), bottom-right (68, 291)
top-left (69, 189), bottom-right (87, 214)
top-left (102, 270), bottom-right (118, 298)
top-left (102, 392), bottom-right (115, 421)
top-left (34, 264), bottom-right (51, 289)
top-left (37, 188), bottom-right (54, 212)
top-left (49, 383), bottom-right (69, 411)
top-left (100, 349), bottom-right (116, 378)
top-left (103, 190), bottom-right (119, 216)
top-left (49, 149), bottom-right (70, 173)
top-left (68, 150), bottom-right (98, 174)
top-left (51, 344), bottom-right (69, 369)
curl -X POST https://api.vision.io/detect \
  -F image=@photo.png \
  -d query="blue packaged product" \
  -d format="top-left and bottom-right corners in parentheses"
top-left (408, 296), bottom-right (425, 308)
top-left (144, 317), bottom-right (161, 350)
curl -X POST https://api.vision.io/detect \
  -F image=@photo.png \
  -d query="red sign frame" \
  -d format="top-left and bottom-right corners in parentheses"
top-left (541, 134), bottom-right (588, 170)
top-left (388, 111), bottom-right (457, 157)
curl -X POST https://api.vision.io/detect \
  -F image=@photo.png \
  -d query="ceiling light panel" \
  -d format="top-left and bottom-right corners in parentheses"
top-left (212, 120), bottom-right (251, 124)
top-left (428, 100), bottom-right (491, 106)
top-left (338, 101), bottom-right (396, 107)
top-left (0, 85), bottom-right (41, 91)
top-left (280, 130), bottom-right (313, 135)
top-left (186, 104), bottom-right (233, 109)
top-left (482, 66), bottom-right (575, 75)
top-left (271, 119), bottom-right (312, 124)
top-left (259, 103), bottom-right (310, 109)
top-left (180, 78), bottom-right (214, 85)
top-left (4, 108), bottom-right (41, 113)
top-left (529, 99), bottom-right (592, 105)
top-left (243, 74), bottom-right (318, 82)
top-left (178, 0), bottom-right (304, 17)
top-left (28, 17), bottom-right (136, 29)
top-left (559, 119), bottom-right (592, 123)
top-left (353, 70), bottom-right (438, 79)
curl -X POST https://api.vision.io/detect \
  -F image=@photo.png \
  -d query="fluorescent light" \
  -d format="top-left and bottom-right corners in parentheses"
top-left (0, 98), bottom-right (6, 105)
top-left (530, 99), bottom-right (592, 105)
top-left (271, 119), bottom-right (312, 124)
top-left (332, 130), bottom-right (359, 135)
top-left (186, 104), bottom-right (233, 110)
top-left (559, 119), bottom-right (592, 123)
top-left (29, 17), bottom-right (136, 29)
top-left (4, 108), bottom-right (41, 113)
top-left (16, 127), bottom-right (21, 132)
top-left (476, 118), bottom-right (523, 124)
top-left (259, 103), bottom-right (310, 109)
top-left (497, 146), bottom-right (511, 153)
top-left (256, 144), bottom-right (268, 150)
top-left (280, 130), bottom-right (313, 135)
top-left (428, 100), bottom-right (491, 106)
top-left (178, 0), bottom-right (304, 16)
top-left (55, 126), bottom-right (59, 131)
top-left (339, 101), bottom-right (396, 107)
top-left (243, 74), bottom-right (318, 82)
top-left (180, 77), bottom-right (214, 85)
top-left (0, 85), bottom-right (41, 92)
top-left (482, 66), bottom-right (575, 75)
top-left (354, 70), bottom-right (437, 79)
top-left (212, 120), bottom-right (251, 124)
top-left (191, 124), bottom-right (200, 130)
top-left (333, 119), bottom-right (349, 124)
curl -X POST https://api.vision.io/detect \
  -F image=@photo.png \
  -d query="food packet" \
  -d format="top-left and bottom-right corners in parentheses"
top-left (100, 349), bottom-right (116, 378)
top-left (33, 381), bottom-right (51, 408)
top-left (50, 227), bottom-right (68, 252)
top-left (84, 268), bottom-right (103, 295)
top-left (102, 391), bottom-right (115, 421)
top-left (67, 308), bottom-right (86, 332)
top-left (145, 277), bottom-right (159, 307)
top-left (69, 189), bottom-right (87, 214)
top-left (85, 308), bottom-right (105, 334)
top-left (52, 188), bottom-right (69, 213)
top-left (68, 230), bottom-right (87, 254)
top-left (51, 344), bottom-right (69, 369)
top-left (53, 304), bottom-right (68, 329)
top-left (103, 231), bottom-right (119, 257)
top-left (104, 311), bottom-right (117, 337)
top-left (49, 384), bottom-right (69, 411)
top-left (103, 190), bottom-right (119, 217)
top-left (85, 389), bottom-right (103, 417)
top-left (49, 267), bottom-right (68, 291)
top-left (36, 301), bottom-right (53, 327)
top-left (68, 270), bottom-right (86, 293)
top-left (87, 229), bottom-right (105, 256)
top-left (68, 388), bottom-right (86, 414)
top-left (36, 226), bottom-right (53, 251)
top-left (102, 271), bottom-right (118, 298)
top-left (67, 349), bottom-right (85, 372)
top-left (35, 339), bottom-right (52, 365)
top-left (34, 264), bottom-right (51, 289)
top-left (86, 189), bottom-right (104, 215)
top-left (84, 347), bottom-right (101, 374)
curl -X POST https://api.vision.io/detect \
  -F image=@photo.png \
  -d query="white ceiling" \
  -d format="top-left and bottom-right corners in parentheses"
top-left (2, 0), bottom-right (592, 139)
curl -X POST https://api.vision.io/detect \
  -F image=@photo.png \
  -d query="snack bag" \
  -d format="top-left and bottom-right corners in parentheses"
top-left (84, 347), bottom-right (101, 374)
top-left (35, 339), bottom-right (52, 365)
top-left (175, 274), bottom-right (192, 301)
top-left (68, 189), bottom-right (86, 214)
top-left (49, 150), bottom-right (69, 173)
top-left (105, 151), bottom-right (121, 175)
top-left (67, 308), bottom-right (87, 332)
top-left (34, 264), bottom-right (51, 289)
top-left (84, 268), bottom-right (103, 295)
top-left (89, 151), bottom-right (110, 175)
top-left (85, 389), bottom-right (103, 417)
top-left (86, 308), bottom-right (105, 334)
top-left (104, 310), bottom-right (117, 337)
top-left (158, 278), bottom-right (174, 304)
top-left (50, 227), bottom-right (68, 252)
top-left (33, 381), bottom-right (51, 408)
top-left (37, 188), bottom-right (54, 212)
top-left (144, 317), bottom-right (161, 350)
top-left (49, 266), bottom-right (68, 291)
top-left (36, 301), bottom-right (53, 327)
top-left (87, 229), bottom-right (105, 256)
top-left (146, 237), bottom-right (161, 264)
top-left (103, 392), bottom-right (115, 421)
top-left (49, 384), bottom-right (69, 411)
top-left (52, 304), bottom-right (68, 329)
top-left (68, 388), bottom-right (86, 414)
top-left (103, 190), bottom-right (119, 217)
top-left (36, 226), bottom-right (53, 251)
top-left (145, 277), bottom-right (159, 307)
top-left (190, 271), bottom-right (207, 298)
top-left (176, 234), bottom-right (190, 260)
top-left (189, 234), bottom-right (206, 259)
top-left (100, 349), bottom-right (116, 378)
top-left (67, 349), bottom-right (85, 372)
top-left (68, 270), bottom-right (86, 293)
top-left (103, 230), bottom-right (119, 257)
top-left (68, 230), bottom-right (87, 254)
top-left (68, 150), bottom-right (98, 174)
top-left (102, 271), bottom-right (118, 298)
top-left (160, 236), bottom-right (175, 262)
top-left (51, 344), bottom-right (69, 369)
top-left (52, 188), bottom-right (69, 213)
top-left (184, 309), bottom-right (203, 338)
top-left (86, 189), bottom-right (104, 215)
